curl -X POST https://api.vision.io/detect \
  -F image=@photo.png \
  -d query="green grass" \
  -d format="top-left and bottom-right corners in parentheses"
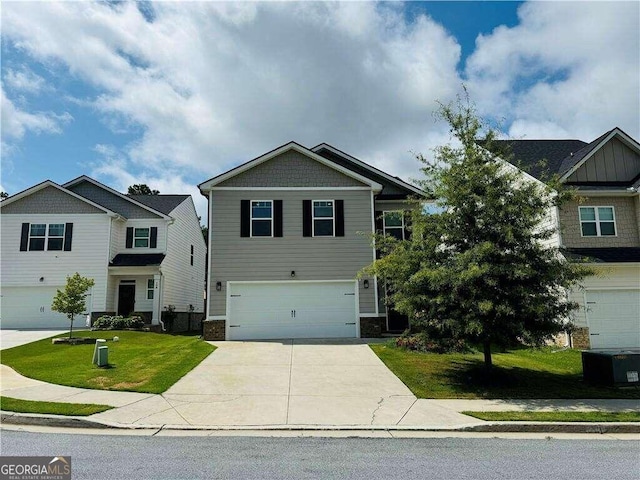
top-left (1, 331), bottom-right (215, 394)
top-left (462, 411), bottom-right (640, 422)
top-left (1, 396), bottom-right (112, 416)
top-left (370, 343), bottom-right (640, 399)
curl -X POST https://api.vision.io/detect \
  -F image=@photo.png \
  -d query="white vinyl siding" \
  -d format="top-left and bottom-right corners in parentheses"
top-left (1, 213), bottom-right (111, 312)
top-left (121, 219), bottom-right (167, 252)
top-left (162, 198), bottom-right (206, 313)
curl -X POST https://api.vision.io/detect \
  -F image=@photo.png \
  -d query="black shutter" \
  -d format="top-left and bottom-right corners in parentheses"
top-left (335, 200), bottom-right (344, 237)
top-left (63, 223), bottom-right (73, 251)
top-left (274, 200), bottom-right (283, 237)
top-left (375, 211), bottom-right (384, 233)
top-left (404, 212), bottom-right (412, 241)
top-left (126, 227), bottom-right (134, 248)
top-left (240, 200), bottom-right (250, 237)
top-left (150, 227), bottom-right (158, 248)
top-left (20, 223), bottom-right (29, 251)
top-left (302, 200), bottom-right (312, 237)
top-left (375, 211), bottom-right (383, 259)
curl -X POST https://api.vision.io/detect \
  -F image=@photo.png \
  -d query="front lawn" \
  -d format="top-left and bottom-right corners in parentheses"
top-left (0, 396), bottom-right (112, 416)
top-left (462, 411), bottom-right (640, 422)
top-left (370, 343), bottom-right (640, 399)
top-left (1, 331), bottom-right (215, 394)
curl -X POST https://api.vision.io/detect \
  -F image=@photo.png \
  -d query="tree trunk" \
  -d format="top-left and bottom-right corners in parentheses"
top-left (483, 340), bottom-right (492, 371)
top-left (69, 315), bottom-right (74, 340)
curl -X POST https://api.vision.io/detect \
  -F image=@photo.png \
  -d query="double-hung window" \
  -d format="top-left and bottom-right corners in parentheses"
top-left (28, 223), bottom-right (65, 251)
top-left (313, 200), bottom-right (334, 237)
top-left (383, 211), bottom-right (404, 240)
top-left (147, 279), bottom-right (155, 300)
top-left (579, 207), bottom-right (616, 237)
top-left (134, 228), bottom-right (150, 247)
top-left (251, 201), bottom-right (273, 237)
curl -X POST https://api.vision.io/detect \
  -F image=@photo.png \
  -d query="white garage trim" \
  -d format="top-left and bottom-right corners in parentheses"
top-left (225, 280), bottom-right (360, 340)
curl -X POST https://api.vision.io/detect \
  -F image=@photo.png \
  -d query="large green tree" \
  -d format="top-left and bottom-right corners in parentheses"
top-left (51, 273), bottom-right (95, 339)
top-left (128, 184), bottom-right (159, 195)
top-left (368, 96), bottom-right (591, 370)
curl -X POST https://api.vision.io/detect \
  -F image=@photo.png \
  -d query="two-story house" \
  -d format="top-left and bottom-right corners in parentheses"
top-left (198, 141), bottom-right (422, 341)
top-left (0, 176), bottom-right (206, 331)
top-left (497, 128), bottom-right (640, 350)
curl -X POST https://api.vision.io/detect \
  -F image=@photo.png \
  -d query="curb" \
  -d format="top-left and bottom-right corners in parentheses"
top-left (2, 412), bottom-right (640, 434)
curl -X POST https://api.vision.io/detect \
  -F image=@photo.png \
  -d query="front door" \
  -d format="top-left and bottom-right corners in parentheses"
top-left (118, 283), bottom-right (136, 316)
top-left (385, 285), bottom-right (409, 332)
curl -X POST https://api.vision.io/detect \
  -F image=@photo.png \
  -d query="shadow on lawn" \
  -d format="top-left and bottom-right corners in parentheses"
top-left (443, 358), bottom-right (640, 400)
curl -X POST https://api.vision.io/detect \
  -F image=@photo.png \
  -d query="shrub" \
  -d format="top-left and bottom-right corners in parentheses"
top-left (395, 332), bottom-right (469, 354)
top-left (92, 315), bottom-right (145, 330)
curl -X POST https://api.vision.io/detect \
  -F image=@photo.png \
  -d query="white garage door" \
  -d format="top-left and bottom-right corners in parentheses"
top-left (586, 289), bottom-right (640, 350)
top-left (1, 287), bottom-right (70, 329)
top-left (227, 281), bottom-right (358, 340)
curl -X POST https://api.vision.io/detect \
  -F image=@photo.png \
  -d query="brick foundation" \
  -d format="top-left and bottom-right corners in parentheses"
top-left (203, 320), bottom-right (226, 340)
top-left (571, 327), bottom-right (591, 349)
top-left (360, 317), bottom-right (382, 338)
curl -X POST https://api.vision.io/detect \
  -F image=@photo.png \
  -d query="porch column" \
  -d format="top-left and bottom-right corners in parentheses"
top-left (152, 274), bottom-right (162, 325)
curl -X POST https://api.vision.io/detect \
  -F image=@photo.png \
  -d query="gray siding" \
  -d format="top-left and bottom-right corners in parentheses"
top-left (567, 138), bottom-right (640, 183)
top-left (217, 150), bottom-right (367, 188)
top-left (0, 186), bottom-right (105, 215)
top-left (559, 196), bottom-right (639, 248)
top-left (209, 189), bottom-right (376, 316)
top-left (67, 181), bottom-right (163, 219)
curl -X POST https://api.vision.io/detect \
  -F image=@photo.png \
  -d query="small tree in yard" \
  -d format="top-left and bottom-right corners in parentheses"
top-left (367, 94), bottom-right (592, 372)
top-left (51, 273), bottom-right (95, 340)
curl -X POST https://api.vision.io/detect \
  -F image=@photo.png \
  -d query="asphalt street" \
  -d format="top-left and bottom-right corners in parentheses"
top-left (1, 430), bottom-right (639, 479)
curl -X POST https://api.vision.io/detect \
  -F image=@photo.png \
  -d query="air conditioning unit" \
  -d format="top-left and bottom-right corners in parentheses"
top-left (582, 350), bottom-right (640, 386)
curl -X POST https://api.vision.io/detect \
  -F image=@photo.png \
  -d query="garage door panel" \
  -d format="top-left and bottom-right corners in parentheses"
top-left (228, 281), bottom-right (357, 340)
top-left (587, 289), bottom-right (640, 350)
top-left (1, 287), bottom-right (70, 329)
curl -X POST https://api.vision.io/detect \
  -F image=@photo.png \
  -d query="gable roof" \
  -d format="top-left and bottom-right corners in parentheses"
top-left (128, 194), bottom-right (189, 215)
top-left (312, 143), bottom-right (425, 198)
top-left (0, 180), bottom-right (117, 216)
top-left (489, 127), bottom-right (640, 186)
top-left (63, 176), bottom-right (171, 219)
top-left (198, 141), bottom-right (383, 193)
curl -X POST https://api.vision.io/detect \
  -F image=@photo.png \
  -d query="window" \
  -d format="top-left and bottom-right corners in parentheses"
top-left (383, 211), bottom-right (404, 240)
top-left (313, 200), bottom-right (334, 236)
top-left (28, 223), bottom-right (65, 251)
top-left (251, 201), bottom-right (273, 237)
top-left (147, 279), bottom-right (154, 300)
top-left (134, 228), bottom-right (150, 247)
top-left (190, 245), bottom-right (194, 266)
top-left (579, 207), bottom-right (616, 237)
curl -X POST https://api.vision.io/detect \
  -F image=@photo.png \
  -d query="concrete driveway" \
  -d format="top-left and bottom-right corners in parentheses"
top-left (93, 339), bottom-right (424, 427)
top-left (0, 329), bottom-right (71, 350)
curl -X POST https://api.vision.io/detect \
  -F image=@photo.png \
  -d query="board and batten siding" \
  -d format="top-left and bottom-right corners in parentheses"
top-left (208, 189), bottom-right (376, 317)
top-left (162, 199), bottom-right (207, 313)
top-left (567, 138), bottom-right (640, 183)
top-left (567, 265), bottom-right (640, 327)
top-left (0, 213), bottom-right (111, 312)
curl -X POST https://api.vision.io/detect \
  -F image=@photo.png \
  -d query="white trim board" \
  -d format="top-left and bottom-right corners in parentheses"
top-left (210, 186), bottom-right (373, 191)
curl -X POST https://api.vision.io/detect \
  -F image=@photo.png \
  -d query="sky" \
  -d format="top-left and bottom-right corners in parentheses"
top-left (2, 1), bottom-right (639, 218)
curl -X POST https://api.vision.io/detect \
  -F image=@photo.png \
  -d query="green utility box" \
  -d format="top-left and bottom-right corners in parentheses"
top-left (97, 346), bottom-right (109, 367)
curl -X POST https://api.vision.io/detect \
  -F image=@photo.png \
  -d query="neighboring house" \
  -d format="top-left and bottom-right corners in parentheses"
top-left (198, 141), bottom-right (422, 340)
top-left (495, 128), bottom-right (640, 350)
top-left (0, 176), bottom-right (206, 330)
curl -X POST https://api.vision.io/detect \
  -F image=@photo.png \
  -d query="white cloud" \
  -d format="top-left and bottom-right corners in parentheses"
top-left (466, 1), bottom-right (640, 141)
top-left (3, 68), bottom-right (46, 93)
top-left (1, 88), bottom-right (71, 139)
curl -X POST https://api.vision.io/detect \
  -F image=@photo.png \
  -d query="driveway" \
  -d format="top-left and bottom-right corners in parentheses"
top-left (93, 339), bottom-right (425, 427)
top-left (0, 329), bottom-right (71, 350)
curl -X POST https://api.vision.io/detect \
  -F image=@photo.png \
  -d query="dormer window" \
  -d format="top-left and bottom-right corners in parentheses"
top-left (579, 207), bottom-right (616, 237)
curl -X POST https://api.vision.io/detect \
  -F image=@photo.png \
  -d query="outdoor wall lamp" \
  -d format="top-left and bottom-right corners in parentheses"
top-left (290, 270), bottom-right (296, 278)
top-left (215, 281), bottom-right (222, 291)
top-left (39, 277), bottom-right (44, 283)
top-left (363, 279), bottom-right (369, 289)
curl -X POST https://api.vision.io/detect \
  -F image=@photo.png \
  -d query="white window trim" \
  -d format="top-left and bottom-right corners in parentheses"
top-left (578, 206), bottom-right (617, 237)
top-left (312, 199), bottom-right (335, 237)
top-left (383, 210), bottom-right (405, 240)
top-left (28, 223), bottom-right (65, 251)
top-left (250, 200), bottom-right (274, 238)
top-left (134, 227), bottom-right (151, 248)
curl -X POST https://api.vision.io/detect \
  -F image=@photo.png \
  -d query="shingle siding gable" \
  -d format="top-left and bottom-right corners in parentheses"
top-left (0, 186), bottom-right (105, 214)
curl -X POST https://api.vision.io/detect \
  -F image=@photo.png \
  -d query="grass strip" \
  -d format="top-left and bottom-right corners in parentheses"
top-left (462, 410), bottom-right (640, 422)
top-left (1, 396), bottom-right (112, 416)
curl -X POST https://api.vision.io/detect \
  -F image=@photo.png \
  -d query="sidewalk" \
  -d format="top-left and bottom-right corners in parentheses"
top-left (2, 364), bottom-right (638, 431)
